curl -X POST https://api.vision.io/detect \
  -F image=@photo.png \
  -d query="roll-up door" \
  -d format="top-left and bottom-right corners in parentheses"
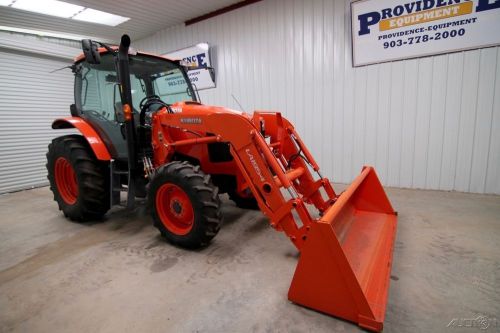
top-left (0, 48), bottom-right (77, 193)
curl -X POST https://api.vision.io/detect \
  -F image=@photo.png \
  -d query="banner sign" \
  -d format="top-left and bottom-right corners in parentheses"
top-left (164, 43), bottom-right (215, 90)
top-left (351, 0), bottom-right (500, 66)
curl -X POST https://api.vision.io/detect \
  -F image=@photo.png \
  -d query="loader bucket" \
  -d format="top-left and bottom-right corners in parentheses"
top-left (288, 167), bottom-right (397, 332)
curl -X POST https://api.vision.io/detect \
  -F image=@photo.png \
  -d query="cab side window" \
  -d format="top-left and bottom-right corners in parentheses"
top-left (80, 66), bottom-right (116, 121)
top-left (80, 66), bottom-right (146, 120)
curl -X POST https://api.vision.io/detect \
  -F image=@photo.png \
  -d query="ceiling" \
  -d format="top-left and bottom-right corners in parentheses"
top-left (0, 0), bottom-right (242, 42)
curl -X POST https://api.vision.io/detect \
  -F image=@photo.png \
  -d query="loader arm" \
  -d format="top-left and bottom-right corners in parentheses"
top-left (152, 104), bottom-right (336, 250)
top-left (152, 103), bottom-right (398, 332)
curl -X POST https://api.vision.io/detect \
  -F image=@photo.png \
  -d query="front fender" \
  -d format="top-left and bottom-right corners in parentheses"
top-left (52, 117), bottom-right (111, 161)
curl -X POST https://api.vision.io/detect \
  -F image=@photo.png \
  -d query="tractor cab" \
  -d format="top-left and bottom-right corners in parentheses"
top-left (73, 50), bottom-right (197, 161)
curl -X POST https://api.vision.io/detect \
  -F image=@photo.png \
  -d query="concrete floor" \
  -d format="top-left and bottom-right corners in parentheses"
top-left (0, 186), bottom-right (499, 333)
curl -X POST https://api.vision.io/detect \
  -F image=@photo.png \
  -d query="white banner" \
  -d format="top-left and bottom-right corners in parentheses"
top-left (351, 0), bottom-right (500, 66)
top-left (164, 43), bottom-right (215, 90)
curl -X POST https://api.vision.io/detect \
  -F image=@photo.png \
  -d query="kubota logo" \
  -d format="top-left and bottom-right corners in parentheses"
top-left (180, 117), bottom-right (202, 124)
top-left (246, 149), bottom-right (265, 182)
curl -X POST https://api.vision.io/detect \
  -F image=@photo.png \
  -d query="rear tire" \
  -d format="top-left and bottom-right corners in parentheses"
top-left (46, 135), bottom-right (109, 221)
top-left (149, 161), bottom-right (222, 248)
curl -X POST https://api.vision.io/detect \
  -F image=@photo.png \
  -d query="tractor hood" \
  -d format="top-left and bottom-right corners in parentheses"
top-left (169, 101), bottom-right (251, 119)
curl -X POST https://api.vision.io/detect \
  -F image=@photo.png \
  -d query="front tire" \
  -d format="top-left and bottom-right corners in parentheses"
top-left (149, 161), bottom-right (222, 248)
top-left (47, 135), bottom-right (109, 221)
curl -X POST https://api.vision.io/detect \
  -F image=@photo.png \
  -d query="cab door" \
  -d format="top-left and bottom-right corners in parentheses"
top-left (75, 57), bottom-right (145, 161)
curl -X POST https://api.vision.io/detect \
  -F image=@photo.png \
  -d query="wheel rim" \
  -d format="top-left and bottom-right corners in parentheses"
top-left (54, 157), bottom-right (78, 205)
top-left (156, 183), bottom-right (194, 235)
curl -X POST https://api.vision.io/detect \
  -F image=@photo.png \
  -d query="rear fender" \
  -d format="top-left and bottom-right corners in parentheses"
top-left (52, 117), bottom-right (111, 161)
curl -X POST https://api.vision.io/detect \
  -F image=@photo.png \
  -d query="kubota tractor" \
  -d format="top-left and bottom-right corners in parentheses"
top-left (47, 35), bottom-right (398, 332)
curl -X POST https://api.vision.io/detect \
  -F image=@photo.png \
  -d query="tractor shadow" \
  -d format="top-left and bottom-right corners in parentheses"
top-left (81, 196), bottom-right (253, 241)
top-left (71, 198), bottom-right (152, 235)
top-left (71, 196), bottom-right (277, 268)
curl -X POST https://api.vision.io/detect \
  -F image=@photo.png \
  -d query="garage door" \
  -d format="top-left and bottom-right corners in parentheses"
top-left (0, 49), bottom-right (76, 194)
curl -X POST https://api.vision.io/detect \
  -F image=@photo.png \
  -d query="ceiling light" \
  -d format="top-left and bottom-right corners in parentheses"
top-left (73, 8), bottom-right (129, 26)
top-left (11, 0), bottom-right (84, 18)
top-left (0, 25), bottom-right (116, 43)
top-left (1, 0), bottom-right (130, 27)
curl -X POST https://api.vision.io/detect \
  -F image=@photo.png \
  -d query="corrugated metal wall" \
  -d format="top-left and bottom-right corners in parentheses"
top-left (0, 34), bottom-right (78, 193)
top-left (135, 0), bottom-right (500, 194)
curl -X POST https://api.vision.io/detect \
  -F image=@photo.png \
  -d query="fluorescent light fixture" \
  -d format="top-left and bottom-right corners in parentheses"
top-left (72, 8), bottom-right (129, 26)
top-left (11, 0), bottom-right (84, 18)
top-left (0, 25), bottom-right (116, 43)
top-left (0, 0), bottom-right (130, 26)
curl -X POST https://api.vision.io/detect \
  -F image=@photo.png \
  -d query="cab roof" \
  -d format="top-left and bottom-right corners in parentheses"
top-left (73, 46), bottom-right (178, 64)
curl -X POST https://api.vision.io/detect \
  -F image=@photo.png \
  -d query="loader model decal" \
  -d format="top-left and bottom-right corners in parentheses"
top-left (246, 148), bottom-right (265, 182)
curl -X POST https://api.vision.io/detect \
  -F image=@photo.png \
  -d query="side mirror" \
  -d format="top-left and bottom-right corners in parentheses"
top-left (70, 104), bottom-right (79, 117)
top-left (114, 101), bottom-right (126, 124)
top-left (115, 110), bottom-right (126, 124)
top-left (81, 39), bottom-right (101, 64)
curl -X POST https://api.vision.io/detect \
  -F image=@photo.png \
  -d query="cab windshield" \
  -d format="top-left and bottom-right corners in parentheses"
top-left (75, 53), bottom-right (196, 120)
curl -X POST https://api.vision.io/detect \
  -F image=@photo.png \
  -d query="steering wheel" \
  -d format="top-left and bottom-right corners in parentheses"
top-left (139, 95), bottom-right (170, 127)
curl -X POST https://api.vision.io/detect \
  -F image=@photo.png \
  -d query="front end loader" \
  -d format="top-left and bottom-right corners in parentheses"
top-left (47, 35), bottom-right (398, 331)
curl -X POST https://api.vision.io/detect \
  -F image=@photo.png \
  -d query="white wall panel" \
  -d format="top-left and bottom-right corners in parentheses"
top-left (135, 0), bottom-right (500, 194)
top-left (486, 50), bottom-right (500, 194)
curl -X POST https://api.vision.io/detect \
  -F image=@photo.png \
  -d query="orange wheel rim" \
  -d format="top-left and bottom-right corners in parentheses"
top-left (156, 183), bottom-right (194, 235)
top-left (54, 157), bottom-right (78, 205)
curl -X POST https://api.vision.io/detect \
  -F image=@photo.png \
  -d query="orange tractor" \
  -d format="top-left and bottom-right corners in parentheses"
top-left (47, 35), bottom-right (398, 332)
